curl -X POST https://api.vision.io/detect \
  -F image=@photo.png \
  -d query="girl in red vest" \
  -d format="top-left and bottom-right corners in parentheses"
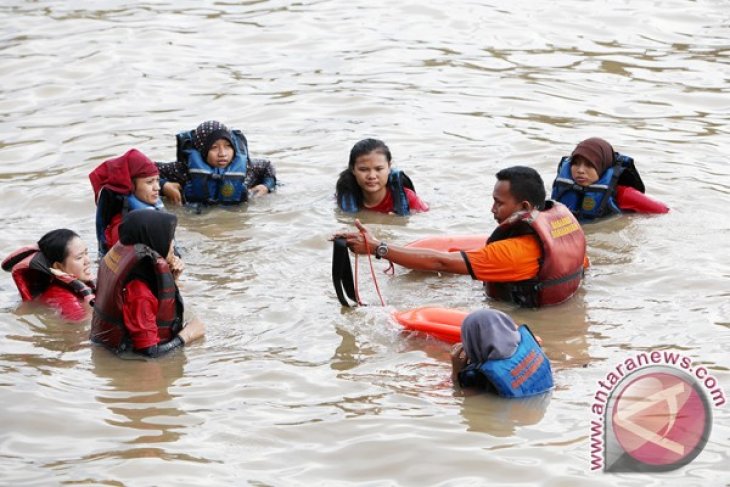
top-left (2, 229), bottom-right (94, 322)
top-left (91, 211), bottom-right (204, 357)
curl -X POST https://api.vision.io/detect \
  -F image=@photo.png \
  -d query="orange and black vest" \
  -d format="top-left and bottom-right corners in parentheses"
top-left (486, 201), bottom-right (585, 307)
top-left (90, 243), bottom-right (183, 353)
top-left (2, 245), bottom-right (95, 303)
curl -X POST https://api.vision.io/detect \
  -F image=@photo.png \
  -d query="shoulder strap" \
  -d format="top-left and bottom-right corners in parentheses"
top-left (231, 129), bottom-right (250, 163)
top-left (388, 169), bottom-right (413, 216)
top-left (614, 152), bottom-right (645, 193)
top-left (2, 246), bottom-right (38, 272)
top-left (176, 130), bottom-right (196, 164)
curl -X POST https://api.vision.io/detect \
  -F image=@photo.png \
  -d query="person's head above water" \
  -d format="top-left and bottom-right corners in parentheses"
top-left (492, 166), bottom-right (546, 224)
top-left (89, 148), bottom-right (160, 204)
top-left (570, 137), bottom-right (615, 187)
top-left (192, 120), bottom-right (236, 169)
top-left (118, 211), bottom-right (177, 258)
top-left (37, 229), bottom-right (92, 281)
top-left (347, 138), bottom-right (393, 199)
top-left (461, 309), bottom-right (521, 364)
top-left (348, 138), bottom-right (392, 170)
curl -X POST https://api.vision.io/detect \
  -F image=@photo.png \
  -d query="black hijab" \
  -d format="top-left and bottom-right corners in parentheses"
top-left (118, 211), bottom-right (177, 289)
top-left (119, 211), bottom-right (177, 258)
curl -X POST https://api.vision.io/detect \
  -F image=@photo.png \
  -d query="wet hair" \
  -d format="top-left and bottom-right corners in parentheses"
top-left (37, 229), bottom-right (80, 265)
top-left (335, 138), bottom-right (392, 210)
top-left (495, 166), bottom-right (546, 209)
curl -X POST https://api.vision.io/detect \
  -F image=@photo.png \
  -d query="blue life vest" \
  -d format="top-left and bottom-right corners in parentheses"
top-left (550, 153), bottom-right (645, 222)
top-left (339, 168), bottom-right (415, 215)
top-left (177, 129), bottom-right (249, 205)
top-left (95, 187), bottom-right (164, 257)
top-left (475, 325), bottom-right (553, 398)
top-left (126, 194), bottom-right (164, 212)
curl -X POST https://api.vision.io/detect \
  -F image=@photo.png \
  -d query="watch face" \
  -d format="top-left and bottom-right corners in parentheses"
top-left (376, 243), bottom-right (387, 257)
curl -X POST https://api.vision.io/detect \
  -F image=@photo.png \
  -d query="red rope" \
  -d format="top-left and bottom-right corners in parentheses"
top-left (353, 229), bottom-right (387, 307)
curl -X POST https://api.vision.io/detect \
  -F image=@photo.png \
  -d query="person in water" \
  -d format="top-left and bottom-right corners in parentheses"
top-left (335, 138), bottom-right (429, 215)
top-left (157, 120), bottom-right (277, 206)
top-left (551, 137), bottom-right (669, 221)
top-left (89, 148), bottom-right (164, 256)
top-left (2, 229), bottom-right (94, 322)
top-left (450, 309), bottom-right (553, 397)
top-left (90, 211), bottom-right (204, 358)
top-left (336, 166), bottom-right (586, 308)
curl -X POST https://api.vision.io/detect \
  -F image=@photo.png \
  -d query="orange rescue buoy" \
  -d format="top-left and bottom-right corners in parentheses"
top-left (405, 234), bottom-right (486, 253)
top-left (392, 307), bottom-right (469, 343)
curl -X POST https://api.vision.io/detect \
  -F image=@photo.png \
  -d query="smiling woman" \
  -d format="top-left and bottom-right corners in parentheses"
top-left (2, 229), bottom-right (95, 322)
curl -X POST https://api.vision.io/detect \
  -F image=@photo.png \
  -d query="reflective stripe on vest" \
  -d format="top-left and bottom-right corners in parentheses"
top-left (479, 325), bottom-right (554, 398)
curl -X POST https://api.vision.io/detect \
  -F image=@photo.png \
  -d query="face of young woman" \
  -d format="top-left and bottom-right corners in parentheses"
top-left (570, 155), bottom-right (600, 187)
top-left (53, 236), bottom-right (92, 281)
top-left (352, 151), bottom-right (390, 198)
top-left (133, 176), bottom-right (160, 205)
top-left (206, 139), bottom-right (235, 168)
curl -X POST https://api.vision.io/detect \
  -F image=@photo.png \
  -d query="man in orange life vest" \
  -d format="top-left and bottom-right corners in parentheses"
top-left (337, 166), bottom-right (587, 307)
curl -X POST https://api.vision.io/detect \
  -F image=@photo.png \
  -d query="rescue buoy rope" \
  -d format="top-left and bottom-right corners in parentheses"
top-left (354, 228), bottom-right (387, 307)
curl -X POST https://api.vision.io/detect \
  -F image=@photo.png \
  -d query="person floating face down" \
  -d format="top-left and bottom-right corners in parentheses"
top-left (2, 229), bottom-right (94, 322)
top-left (336, 166), bottom-right (587, 308)
top-left (554, 137), bottom-right (669, 219)
top-left (335, 138), bottom-right (429, 215)
top-left (89, 148), bottom-right (164, 254)
top-left (159, 120), bottom-right (276, 205)
top-left (450, 309), bottom-right (553, 397)
top-left (90, 211), bottom-right (204, 358)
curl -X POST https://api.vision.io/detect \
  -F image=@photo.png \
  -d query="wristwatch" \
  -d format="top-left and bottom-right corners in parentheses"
top-left (375, 241), bottom-right (389, 259)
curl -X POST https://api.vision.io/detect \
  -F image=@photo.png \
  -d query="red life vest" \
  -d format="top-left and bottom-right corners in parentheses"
top-left (2, 245), bottom-right (95, 303)
top-left (90, 243), bottom-right (183, 353)
top-left (486, 201), bottom-right (585, 307)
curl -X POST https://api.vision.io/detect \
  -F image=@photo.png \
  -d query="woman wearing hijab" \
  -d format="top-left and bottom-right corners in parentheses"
top-left (89, 148), bottom-right (165, 256)
top-left (157, 120), bottom-right (277, 206)
top-left (551, 137), bottom-right (669, 222)
top-left (451, 309), bottom-right (553, 397)
top-left (90, 211), bottom-right (204, 358)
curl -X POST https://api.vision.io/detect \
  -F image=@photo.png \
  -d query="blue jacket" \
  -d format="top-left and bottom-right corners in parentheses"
top-left (177, 129), bottom-right (249, 205)
top-left (550, 153), bottom-right (645, 222)
top-left (459, 325), bottom-right (553, 398)
top-left (339, 168), bottom-right (415, 215)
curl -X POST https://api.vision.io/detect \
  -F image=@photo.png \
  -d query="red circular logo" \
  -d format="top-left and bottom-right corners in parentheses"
top-left (611, 369), bottom-right (710, 467)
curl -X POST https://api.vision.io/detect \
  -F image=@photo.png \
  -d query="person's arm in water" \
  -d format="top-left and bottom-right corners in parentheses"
top-left (450, 342), bottom-right (489, 393)
top-left (156, 161), bottom-right (188, 205)
top-left (451, 343), bottom-right (469, 384)
top-left (123, 280), bottom-right (204, 358)
top-left (246, 158), bottom-right (277, 197)
top-left (337, 219), bottom-right (468, 274)
top-left (137, 318), bottom-right (205, 358)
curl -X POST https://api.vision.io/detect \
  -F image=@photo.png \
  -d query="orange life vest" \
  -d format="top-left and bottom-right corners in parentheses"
top-left (486, 201), bottom-right (585, 307)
